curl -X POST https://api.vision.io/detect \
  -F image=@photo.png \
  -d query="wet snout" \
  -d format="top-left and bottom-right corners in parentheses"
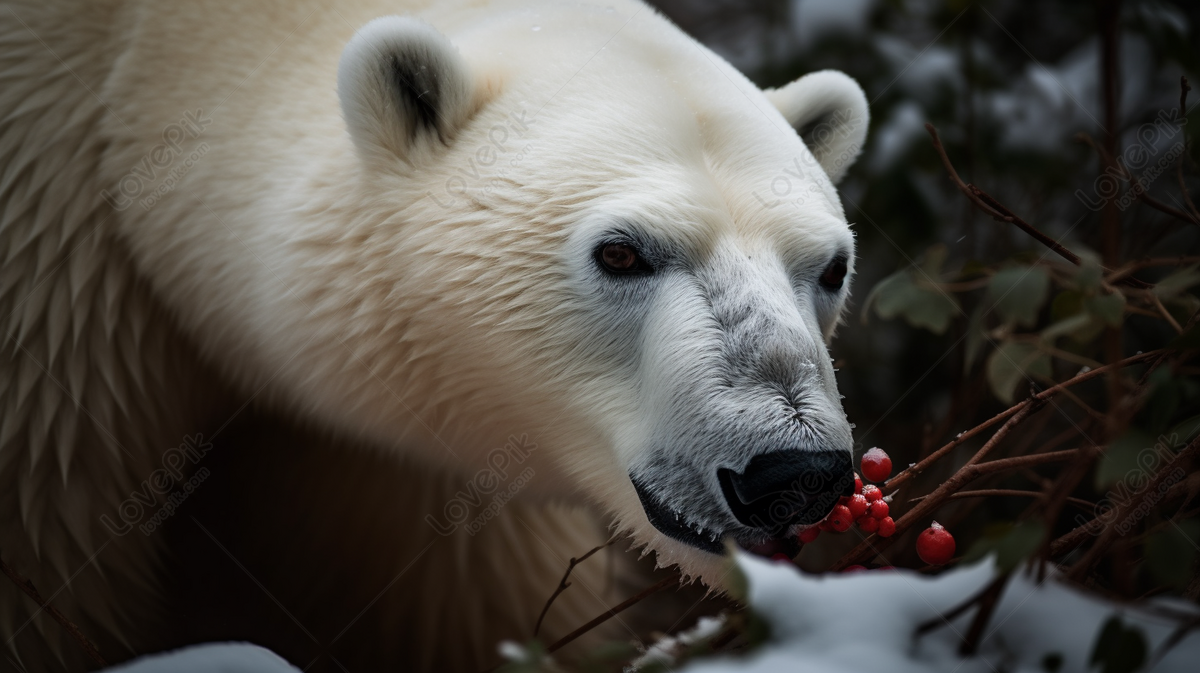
top-left (717, 450), bottom-right (853, 534)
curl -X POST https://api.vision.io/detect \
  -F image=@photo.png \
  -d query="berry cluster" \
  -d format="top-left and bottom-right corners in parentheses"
top-left (810, 476), bottom-right (896, 538)
top-left (795, 448), bottom-right (957, 568)
top-left (799, 446), bottom-right (897, 545)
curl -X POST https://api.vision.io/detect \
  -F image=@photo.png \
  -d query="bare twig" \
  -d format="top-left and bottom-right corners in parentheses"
top-left (886, 349), bottom-right (1164, 493)
top-left (0, 556), bottom-right (106, 667)
top-left (1177, 76), bottom-right (1200, 222)
top-left (1067, 435), bottom-right (1200, 581)
top-left (926, 123), bottom-right (1090, 268)
top-left (534, 538), bottom-right (616, 637)
top-left (836, 400), bottom-right (1051, 569)
top-left (1077, 133), bottom-right (1200, 226)
top-left (1107, 256), bottom-right (1200, 283)
top-left (959, 572), bottom-right (1010, 656)
top-left (546, 572), bottom-right (680, 654)
top-left (909, 488), bottom-right (1093, 510)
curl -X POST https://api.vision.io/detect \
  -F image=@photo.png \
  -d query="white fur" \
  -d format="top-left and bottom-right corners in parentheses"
top-left (764, 70), bottom-right (870, 183)
top-left (0, 0), bottom-right (867, 669)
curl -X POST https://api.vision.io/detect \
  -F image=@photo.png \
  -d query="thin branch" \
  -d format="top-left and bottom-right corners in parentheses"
top-left (915, 572), bottom-right (1009, 638)
top-left (926, 123), bottom-right (1094, 268)
top-left (0, 556), bottom-right (106, 667)
top-left (886, 349), bottom-right (1164, 493)
top-left (909, 487), bottom-right (1093, 510)
top-left (1151, 292), bottom-right (1185, 333)
top-left (1066, 435), bottom-right (1200, 581)
top-left (958, 572), bottom-right (1009, 656)
top-left (1077, 132), bottom-right (1200, 226)
top-left (1107, 256), bottom-right (1200, 283)
top-left (836, 400), bottom-right (1051, 569)
top-left (534, 538), bottom-right (616, 637)
top-left (546, 572), bottom-right (680, 654)
top-left (1177, 76), bottom-right (1200, 222)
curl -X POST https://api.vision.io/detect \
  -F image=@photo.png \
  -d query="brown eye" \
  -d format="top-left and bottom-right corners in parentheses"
top-left (820, 258), bottom-right (848, 290)
top-left (597, 242), bottom-right (651, 275)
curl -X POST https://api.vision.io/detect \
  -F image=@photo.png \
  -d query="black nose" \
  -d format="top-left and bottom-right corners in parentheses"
top-left (717, 450), bottom-right (854, 533)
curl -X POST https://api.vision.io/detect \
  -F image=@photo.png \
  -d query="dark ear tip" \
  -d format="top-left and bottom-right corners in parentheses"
top-left (338, 16), bottom-right (474, 160)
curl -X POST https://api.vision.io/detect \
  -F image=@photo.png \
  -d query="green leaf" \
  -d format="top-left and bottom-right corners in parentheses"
top-left (1051, 290), bottom-right (1085, 321)
top-left (1095, 428), bottom-right (1157, 488)
top-left (1086, 291), bottom-right (1126, 327)
top-left (1170, 324), bottom-right (1200, 350)
top-left (1145, 520), bottom-right (1200, 589)
top-left (867, 270), bottom-right (960, 334)
top-left (1168, 415), bottom-right (1200, 443)
top-left (1089, 616), bottom-right (1147, 673)
top-left (1074, 257), bottom-right (1104, 291)
top-left (986, 342), bottom-right (1051, 404)
top-left (959, 260), bottom-right (991, 278)
top-left (1153, 264), bottom-right (1200, 299)
top-left (962, 520), bottom-right (1046, 572)
top-left (1041, 313), bottom-right (1094, 343)
top-left (919, 244), bottom-right (949, 277)
top-left (988, 266), bottom-right (1050, 327)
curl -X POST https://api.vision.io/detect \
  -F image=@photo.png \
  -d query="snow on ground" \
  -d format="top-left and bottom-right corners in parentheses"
top-left (100, 643), bottom-right (300, 673)
top-left (676, 552), bottom-right (1200, 673)
top-left (104, 552), bottom-right (1200, 672)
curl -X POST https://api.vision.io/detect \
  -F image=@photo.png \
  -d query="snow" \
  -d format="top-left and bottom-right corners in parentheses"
top-left (100, 643), bottom-right (300, 673)
top-left (121, 553), bottom-right (1200, 672)
top-left (790, 0), bottom-right (877, 51)
top-left (869, 100), bottom-right (927, 172)
top-left (673, 552), bottom-right (1200, 673)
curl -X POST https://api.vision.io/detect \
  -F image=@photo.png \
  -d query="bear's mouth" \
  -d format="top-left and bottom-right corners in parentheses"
top-left (630, 478), bottom-right (800, 559)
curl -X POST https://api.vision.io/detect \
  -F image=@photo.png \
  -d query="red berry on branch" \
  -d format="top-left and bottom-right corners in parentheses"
top-left (827, 504), bottom-right (853, 532)
top-left (818, 520), bottom-right (832, 532)
top-left (916, 522), bottom-right (955, 565)
top-left (869, 500), bottom-right (889, 520)
top-left (858, 516), bottom-right (879, 533)
top-left (861, 448), bottom-right (892, 483)
top-left (798, 527), bottom-right (820, 544)
top-left (854, 473), bottom-right (863, 495)
top-left (877, 517), bottom-right (896, 538)
top-left (847, 494), bottom-right (869, 519)
top-left (862, 484), bottom-right (882, 502)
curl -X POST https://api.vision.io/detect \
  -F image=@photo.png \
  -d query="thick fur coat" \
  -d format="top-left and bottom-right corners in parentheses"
top-left (0, 1), bottom-right (868, 670)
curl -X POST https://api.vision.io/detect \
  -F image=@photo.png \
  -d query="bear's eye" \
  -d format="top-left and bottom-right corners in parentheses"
top-left (819, 258), bottom-right (848, 291)
top-left (596, 242), bottom-right (652, 275)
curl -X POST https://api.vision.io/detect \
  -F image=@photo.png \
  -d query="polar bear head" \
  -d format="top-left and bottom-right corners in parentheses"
top-left (230, 5), bottom-right (868, 584)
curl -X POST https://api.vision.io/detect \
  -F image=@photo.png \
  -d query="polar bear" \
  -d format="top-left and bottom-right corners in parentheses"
top-left (0, 0), bottom-right (868, 670)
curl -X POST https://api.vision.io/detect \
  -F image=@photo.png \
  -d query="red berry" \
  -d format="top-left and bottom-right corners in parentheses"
top-left (877, 517), bottom-right (896, 538)
top-left (818, 520), bottom-right (832, 532)
top-left (861, 448), bottom-right (892, 483)
top-left (858, 516), bottom-right (879, 533)
top-left (854, 473), bottom-right (863, 495)
top-left (916, 522), bottom-right (955, 565)
top-left (847, 494), bottom-right (869, 519)
top-left (869, 500), bottom-right (889, 520)
top-left (827, 504), bottom-right (854, 532)
top-left (842, 565), bottom-right (868, 572)
top-left (798, 527), bottom-right (820, 544)
top-left (862, 484), bottom-right (882, 502)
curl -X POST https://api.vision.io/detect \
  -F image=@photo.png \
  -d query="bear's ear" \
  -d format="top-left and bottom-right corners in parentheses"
top-left (338, 17), bottom-right (475, 163)
top-left (763, 70), bottom-right (869, 184)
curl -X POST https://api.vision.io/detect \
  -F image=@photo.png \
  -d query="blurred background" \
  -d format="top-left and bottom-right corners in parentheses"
top-left (646, 0), bottom-right (1200, 574)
